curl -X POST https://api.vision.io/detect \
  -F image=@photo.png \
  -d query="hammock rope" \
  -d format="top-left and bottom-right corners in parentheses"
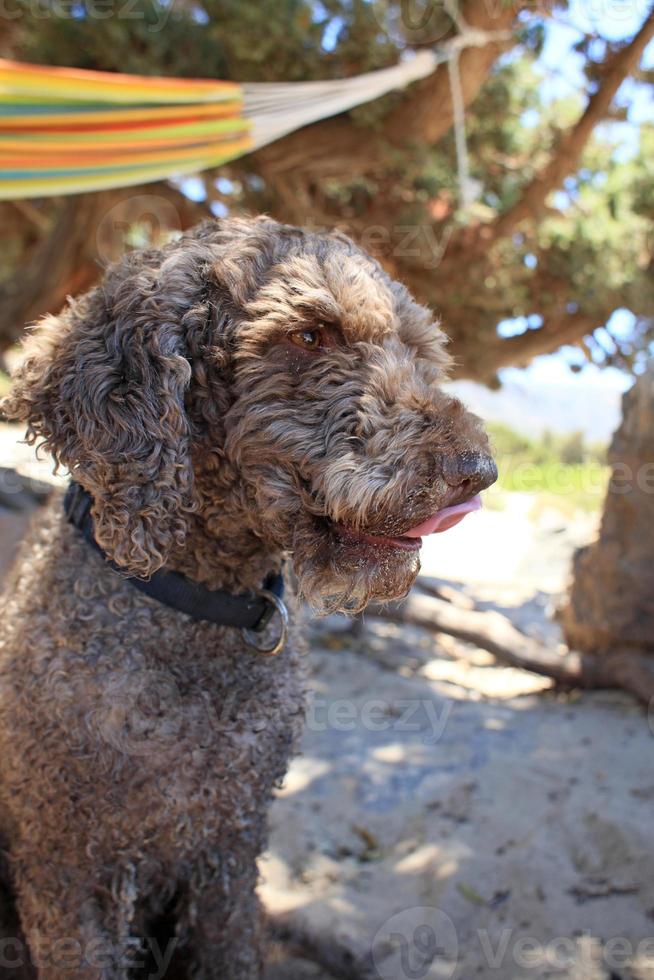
top-left (0, 23), bottom-right (510, 202)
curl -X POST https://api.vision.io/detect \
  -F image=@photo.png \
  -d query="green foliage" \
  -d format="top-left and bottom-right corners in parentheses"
top-left (5, 0), bottom-right (396, 80)
top-left (488, 422), bottom-right (606, 466)
top-left (2, 1), bottom-right (652, 377)
top-left (486, 422), bottom-right (609, 512)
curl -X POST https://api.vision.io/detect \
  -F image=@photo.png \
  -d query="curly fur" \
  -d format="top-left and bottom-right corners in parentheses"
top-left (0, 216), bottom-right (494, 979)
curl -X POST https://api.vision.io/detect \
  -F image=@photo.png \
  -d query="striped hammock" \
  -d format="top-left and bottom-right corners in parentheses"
top-left (0, 53), bottom-right (437, 200)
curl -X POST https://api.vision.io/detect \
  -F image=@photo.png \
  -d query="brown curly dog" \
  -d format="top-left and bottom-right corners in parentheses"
top-left (0, 216), bottom-right (496, 979)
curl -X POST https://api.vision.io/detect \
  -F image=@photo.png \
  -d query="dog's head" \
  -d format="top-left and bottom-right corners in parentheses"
top-left (3, 216), bottom-right (496, 614)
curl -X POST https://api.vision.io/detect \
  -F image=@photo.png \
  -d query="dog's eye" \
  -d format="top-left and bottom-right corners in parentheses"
top-left (290, 328), bottom-right (322, 351)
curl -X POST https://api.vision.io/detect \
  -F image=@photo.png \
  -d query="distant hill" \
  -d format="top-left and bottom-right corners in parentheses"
top-left (449, 376), bottom-right (626, 443)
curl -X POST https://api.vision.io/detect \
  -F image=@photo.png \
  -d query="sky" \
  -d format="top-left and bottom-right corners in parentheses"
top-left (501, 310), bottom-right (635, 393)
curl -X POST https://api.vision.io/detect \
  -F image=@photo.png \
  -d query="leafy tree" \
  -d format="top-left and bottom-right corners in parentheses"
top-left (1, 0), bottom-right (652, 385)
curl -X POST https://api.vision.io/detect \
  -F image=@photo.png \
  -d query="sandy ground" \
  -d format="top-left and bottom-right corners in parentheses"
top-left (262, 505), bottom-right (654, 979)
top-left (1, 425), bottom-right (653, 979)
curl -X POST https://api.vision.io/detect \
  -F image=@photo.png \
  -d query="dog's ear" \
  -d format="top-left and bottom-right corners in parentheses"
top-left (2, 245), bottom-right (215, 578)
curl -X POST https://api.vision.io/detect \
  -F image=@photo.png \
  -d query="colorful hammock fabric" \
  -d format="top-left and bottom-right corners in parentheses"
top-left (0, 53), bottom-right (437, 200)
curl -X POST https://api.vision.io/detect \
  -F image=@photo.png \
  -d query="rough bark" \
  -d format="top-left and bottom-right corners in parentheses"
top-left (562, 362), bottom-right (654, 657)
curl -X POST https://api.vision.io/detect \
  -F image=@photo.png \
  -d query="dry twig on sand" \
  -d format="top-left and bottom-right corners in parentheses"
top-left (370, 588), bottom-right (654, 708)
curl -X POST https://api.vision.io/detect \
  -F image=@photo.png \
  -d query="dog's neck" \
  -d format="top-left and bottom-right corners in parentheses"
top-left (167, 515), bottom-right (283, 593)
top-left (166, 451), bottom-right (284, 593)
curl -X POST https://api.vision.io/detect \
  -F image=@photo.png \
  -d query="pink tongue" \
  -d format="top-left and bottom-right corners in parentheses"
top-left (403, 495), bottom-right (482, 537)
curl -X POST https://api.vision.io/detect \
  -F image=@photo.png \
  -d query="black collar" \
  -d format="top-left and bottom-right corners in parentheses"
top-left (64, 482), bottom-right (285, 639)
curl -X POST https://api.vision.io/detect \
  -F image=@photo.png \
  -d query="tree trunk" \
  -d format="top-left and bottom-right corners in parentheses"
top-left (562, 362), bottom-right (654, 656)
top-left (0, 187), bottom-right (209, 354)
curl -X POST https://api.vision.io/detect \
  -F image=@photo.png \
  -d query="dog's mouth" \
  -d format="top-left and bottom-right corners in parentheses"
top-left (330, 495), bottom-right (482, 554)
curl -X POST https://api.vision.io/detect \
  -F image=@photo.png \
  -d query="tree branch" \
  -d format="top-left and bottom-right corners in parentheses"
top-left (0, 186), bottom-right (208, 352)
top-left (0, 194), bottom-right (105, 351)
top-left (244, 0), bottom-right (519, 185)
top-left (375, 592), bottom-right (586, 685)
top-left (371, 591), bottom-right (654, 707)
top-left (481, 9), bottom-right (654, 244)
top-left (450, 312), bottom-right (599, 381)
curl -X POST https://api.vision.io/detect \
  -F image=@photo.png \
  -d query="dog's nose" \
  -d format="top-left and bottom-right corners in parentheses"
top-left (442, 451), bottom-right (498, 500)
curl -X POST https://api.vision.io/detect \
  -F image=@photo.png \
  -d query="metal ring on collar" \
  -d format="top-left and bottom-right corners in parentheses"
top-left (242, 589), bottom-right (289, 656)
